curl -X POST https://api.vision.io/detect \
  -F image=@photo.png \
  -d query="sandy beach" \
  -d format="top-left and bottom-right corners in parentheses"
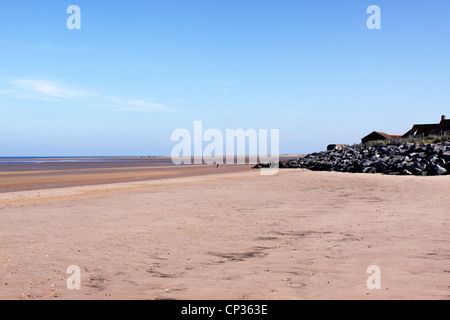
top-left (0, 166), bottom-right (449, 300)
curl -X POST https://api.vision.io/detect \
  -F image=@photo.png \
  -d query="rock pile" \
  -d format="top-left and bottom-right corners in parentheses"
top-left (254, 141), bottom-right (450, 176)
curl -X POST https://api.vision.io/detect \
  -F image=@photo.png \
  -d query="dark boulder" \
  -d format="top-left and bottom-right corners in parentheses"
top-left (262, 140), bottom-right (450, 176)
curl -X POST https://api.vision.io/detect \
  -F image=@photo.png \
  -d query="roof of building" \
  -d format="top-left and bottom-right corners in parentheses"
top-left (362, 131), bottom-right (402, 141)
top-left (374, 131), bottom-right (391, 139)
top-left (403, 116), bottom-right (450, 137)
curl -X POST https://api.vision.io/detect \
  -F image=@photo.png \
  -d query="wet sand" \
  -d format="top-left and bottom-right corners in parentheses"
top-left (0, 156), bottom-right (298, 192)
top-left (0, 169), bottom-right (449, 300)
top-left (0, 164), bottom-right (250, 193)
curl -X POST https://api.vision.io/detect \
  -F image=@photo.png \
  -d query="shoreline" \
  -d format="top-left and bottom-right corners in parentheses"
top-left (0, 155), bottom-right (303, 193)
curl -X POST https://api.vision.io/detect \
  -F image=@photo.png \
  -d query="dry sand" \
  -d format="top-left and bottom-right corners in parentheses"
top-left (0, 168), bottom-right (449, 300)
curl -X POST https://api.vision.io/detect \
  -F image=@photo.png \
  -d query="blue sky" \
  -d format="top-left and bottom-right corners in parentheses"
top-left (0, 0), bottom-right (449, 156)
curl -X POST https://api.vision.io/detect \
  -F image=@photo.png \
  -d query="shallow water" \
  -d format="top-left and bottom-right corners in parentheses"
top-left (0, 157), bottom-right (174, 172)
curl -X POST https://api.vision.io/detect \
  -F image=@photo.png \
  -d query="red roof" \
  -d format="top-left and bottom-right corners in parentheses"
top-left (362, 131), bottom-right (402, 143)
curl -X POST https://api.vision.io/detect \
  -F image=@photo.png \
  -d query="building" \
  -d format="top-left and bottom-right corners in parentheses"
top-left (361, 131), bottom-right (402, 144)
top-left (403, 115), bottom-right (450, 138)
top-left (327, 144), bottom-right (349, 151)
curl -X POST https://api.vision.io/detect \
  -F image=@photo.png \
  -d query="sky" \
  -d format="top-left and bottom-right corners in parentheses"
top-left (0, 0), bottom-right (449, 156)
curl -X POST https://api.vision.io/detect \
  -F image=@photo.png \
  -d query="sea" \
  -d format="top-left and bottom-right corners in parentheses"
top-left (0, 157), bottom-right (174, 172)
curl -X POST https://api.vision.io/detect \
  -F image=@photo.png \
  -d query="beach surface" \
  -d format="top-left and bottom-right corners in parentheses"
top-left (0, 167), bottom-right (449, 300)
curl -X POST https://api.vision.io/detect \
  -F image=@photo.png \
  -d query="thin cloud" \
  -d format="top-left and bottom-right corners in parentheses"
top-left (11, 79), bottom-right (92, 100)
top-left (2, 78), bottom-right (172, 112)
top-left (0, 88), bottom-right (15, 95)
